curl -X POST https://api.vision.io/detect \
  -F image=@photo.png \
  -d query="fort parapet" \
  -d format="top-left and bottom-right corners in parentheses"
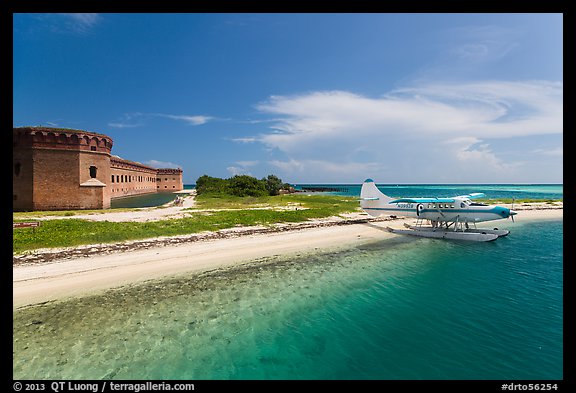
top-left (13, 127), bottom-right (184, 211)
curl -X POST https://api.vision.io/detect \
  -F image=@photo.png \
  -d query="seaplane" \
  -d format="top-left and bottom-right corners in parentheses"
top-left (360, 179), bottom-right (517, 242)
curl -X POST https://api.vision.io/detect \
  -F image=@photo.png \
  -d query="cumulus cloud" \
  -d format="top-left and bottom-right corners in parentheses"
top-left (244, 80), bottom-right (562, 182)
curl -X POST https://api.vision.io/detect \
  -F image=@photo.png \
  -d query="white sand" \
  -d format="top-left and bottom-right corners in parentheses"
top-left (13, 205), bottom-right (562, 310)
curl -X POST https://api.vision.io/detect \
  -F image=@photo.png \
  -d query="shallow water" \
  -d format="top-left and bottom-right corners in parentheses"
top-left (13, 219), bottom-right (562, 380)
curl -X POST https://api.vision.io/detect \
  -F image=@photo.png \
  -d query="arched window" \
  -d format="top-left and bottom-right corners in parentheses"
top-left (89, 166), bottom-right (97, 178)
top-left (14, 162), bottom-right (21, 177)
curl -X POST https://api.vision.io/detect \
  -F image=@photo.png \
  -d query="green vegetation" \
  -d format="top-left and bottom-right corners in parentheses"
top-left (196, 174), bottom-right (292, 197)
top-left (13, 207), bottom-right (136, 219)
top-left (13, 194), bottom-right (359, 254)
top-left (191, 193), bottom-right (360, 214)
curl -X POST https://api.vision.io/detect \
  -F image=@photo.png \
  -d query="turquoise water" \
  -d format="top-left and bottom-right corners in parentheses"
top-left (295, 184), bottom-right (563, 200)
top-left (13, 218), bottom-right (562, 380)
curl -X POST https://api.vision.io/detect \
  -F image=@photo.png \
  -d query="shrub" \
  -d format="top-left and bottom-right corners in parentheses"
top-left (195, 174), bottom-right (287, 197)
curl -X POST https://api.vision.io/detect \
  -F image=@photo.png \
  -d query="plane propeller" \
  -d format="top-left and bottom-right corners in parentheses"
top-left (510, 198), bottom-right (516, 222)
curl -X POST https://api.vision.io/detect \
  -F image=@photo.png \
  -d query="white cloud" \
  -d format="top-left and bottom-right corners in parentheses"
top-left (108, 112), bottom-right (145, 128)
top-left (156, 114), bottom-right (213, 126)
top-left (226, 161), bottom-right (259, 177)
top-left (51, 13), bottom-right (101, 33)
top-left (447, 25), bottom-right (520, 63)
top-left (269, 159), bottom-right (305, 173)
top-left (63, 13), bottom-right (100, 26)
top-left (445, 137), bottom-right (517, 174)
top-left (108, 122), bottom-right (143, 129)
top-left (247, 80), bottom-right (562, 182)
top-left (231, 137), bottom-right (258, 143)
top-left (144, 160), bottom-right (181, 169)
top-left (532, 147), bottom-right (563, 157)
top-left (227, 167), bottom-right (251, 176)
top-left (108, 112), bottom-right (213, 128)
top-left (270, 159), bottom-right (386, 182)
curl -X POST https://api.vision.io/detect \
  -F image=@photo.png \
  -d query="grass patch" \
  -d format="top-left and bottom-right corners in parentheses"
top-left (193, 193), bottom-right (358, 210)
top-left (13, 207), bottom-right (138, 220)
top-left (13, 195), bottom-right (359, 254)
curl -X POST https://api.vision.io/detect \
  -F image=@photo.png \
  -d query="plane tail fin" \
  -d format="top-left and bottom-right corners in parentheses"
top-left (360, 179), bottom-right (392, 217)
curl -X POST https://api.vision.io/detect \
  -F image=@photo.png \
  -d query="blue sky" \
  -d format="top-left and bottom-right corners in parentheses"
top-left (13, 13), bottom-right (563, 184)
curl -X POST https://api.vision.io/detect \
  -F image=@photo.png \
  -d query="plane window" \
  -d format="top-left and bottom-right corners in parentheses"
top-left (450, 204), bottom-right (455, 208)
top-left (460, 202), bottom-right (466, 208)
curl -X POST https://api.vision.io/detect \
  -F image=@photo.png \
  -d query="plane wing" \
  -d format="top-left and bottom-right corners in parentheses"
top-left (389, 197), bottom-right (455, 204)
top-left (389, 193), bottom-right (485, 204)
top-left (453, 193), bottom-right (485, 200)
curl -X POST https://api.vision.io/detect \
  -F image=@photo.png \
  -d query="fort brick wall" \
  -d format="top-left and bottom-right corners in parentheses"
top-left (13, 127), bottom-right (113, 211)
top-left (156, 168), bottom-right (184, 192)
top-left (13, 127), bottom-right (184, 211)
top-left (110, 156), bottom-right (158, 199)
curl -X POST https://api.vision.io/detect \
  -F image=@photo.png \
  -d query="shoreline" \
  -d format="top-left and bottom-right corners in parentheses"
top-left (13, 207), bottom-right (562, 310)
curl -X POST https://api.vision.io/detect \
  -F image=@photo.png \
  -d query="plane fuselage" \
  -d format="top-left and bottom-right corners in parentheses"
top-left (362, 199), bottom-right (514, 223)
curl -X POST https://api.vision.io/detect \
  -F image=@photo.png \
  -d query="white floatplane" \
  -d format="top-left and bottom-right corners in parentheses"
top-left (360, 179), bottom-right (517, 242)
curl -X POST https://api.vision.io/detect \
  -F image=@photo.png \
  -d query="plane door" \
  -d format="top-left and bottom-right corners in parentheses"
top-left (416, 203), bottom-right (424, 216)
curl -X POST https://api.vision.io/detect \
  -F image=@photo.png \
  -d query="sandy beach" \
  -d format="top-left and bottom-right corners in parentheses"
top-left (13, 203), bottom-right (562, 310)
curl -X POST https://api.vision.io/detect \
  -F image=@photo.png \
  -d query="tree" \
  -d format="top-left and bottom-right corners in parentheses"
top-left (228, 175), bottom-right (267, 197)
top-left (195, 174), bottom-right (288, 197)
top-left (263, 174), bottom-right (284, 196)
top-left (195, 175), bottom-right (229, 195)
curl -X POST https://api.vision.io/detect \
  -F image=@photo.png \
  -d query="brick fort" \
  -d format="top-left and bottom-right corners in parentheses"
top-left (13, 127), bottom-right (184, 211)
